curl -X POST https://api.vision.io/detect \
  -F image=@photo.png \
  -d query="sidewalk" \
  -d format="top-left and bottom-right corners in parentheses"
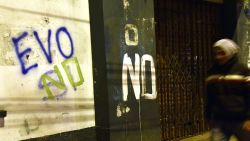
top-left (180, 132), bottom-right (238, 141)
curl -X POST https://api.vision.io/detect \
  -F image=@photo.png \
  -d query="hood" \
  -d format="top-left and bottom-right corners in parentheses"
top-left (213, 38), bottom-right (239, 59)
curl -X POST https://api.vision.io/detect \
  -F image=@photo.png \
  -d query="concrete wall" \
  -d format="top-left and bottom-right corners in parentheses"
top-left (0, 0), bottom-right (94, 140)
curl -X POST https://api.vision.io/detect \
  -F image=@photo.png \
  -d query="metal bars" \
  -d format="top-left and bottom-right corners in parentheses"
top-left (154, 1), bottom-right (221, 140)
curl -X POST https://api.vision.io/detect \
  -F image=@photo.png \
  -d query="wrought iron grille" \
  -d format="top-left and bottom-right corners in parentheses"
top-left (154, 0), bottom-right (221, 140)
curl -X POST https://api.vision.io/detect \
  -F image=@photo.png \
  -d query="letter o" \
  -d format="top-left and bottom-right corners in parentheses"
top-left (56, 27), bottom-right (74, 59)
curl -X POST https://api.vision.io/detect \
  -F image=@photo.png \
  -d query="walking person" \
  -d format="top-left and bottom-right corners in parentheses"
top-left (205, 39), bottom-right (250, 141)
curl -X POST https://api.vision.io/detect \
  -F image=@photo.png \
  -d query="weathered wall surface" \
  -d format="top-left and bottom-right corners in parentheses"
top-left (0, 0), bottom-right (94, 140)
top-left (90, 0), bottom-right (161, 141)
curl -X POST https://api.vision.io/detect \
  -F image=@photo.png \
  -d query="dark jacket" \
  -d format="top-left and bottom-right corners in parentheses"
top-left (206, 56), bottom-right (250, 121)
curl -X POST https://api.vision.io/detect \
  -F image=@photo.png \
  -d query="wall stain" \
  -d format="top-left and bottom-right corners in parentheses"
top-left (0, 24), bottom-right (16, 65)
top-left (43, 17), bottom-right (50, 24)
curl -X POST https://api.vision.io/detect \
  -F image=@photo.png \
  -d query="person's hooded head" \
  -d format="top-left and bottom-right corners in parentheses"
top-left (212, 39), bottom-right (239, 65)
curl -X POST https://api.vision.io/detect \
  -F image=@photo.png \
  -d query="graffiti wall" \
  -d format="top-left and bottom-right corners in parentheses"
top-left (90, 0), bottom-right (161, 141)
top-left (0, 0), bottom-right (94, 140)
top-left (105, 0), bottom-right (161, 140)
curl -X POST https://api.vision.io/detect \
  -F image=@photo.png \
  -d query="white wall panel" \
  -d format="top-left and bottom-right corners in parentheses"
top-left (0, 0), bottom-right (94, 140)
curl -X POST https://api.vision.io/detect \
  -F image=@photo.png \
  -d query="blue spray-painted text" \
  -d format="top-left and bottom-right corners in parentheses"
top-left (12, 26), bottom-right (74, 75)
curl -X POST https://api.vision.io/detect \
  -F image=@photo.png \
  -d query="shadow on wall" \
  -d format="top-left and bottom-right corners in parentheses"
top-left (1, 98), bottom-right (94, 129)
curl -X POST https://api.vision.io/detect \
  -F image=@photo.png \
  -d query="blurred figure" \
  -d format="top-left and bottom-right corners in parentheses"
top-left (205, 39), bottom-right (250, 141)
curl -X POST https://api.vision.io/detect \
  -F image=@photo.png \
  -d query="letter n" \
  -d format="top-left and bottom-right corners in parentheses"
top-left (41, 65), bottom-right (66, 100)
top-left (122, 53), bottom-right (140, 101)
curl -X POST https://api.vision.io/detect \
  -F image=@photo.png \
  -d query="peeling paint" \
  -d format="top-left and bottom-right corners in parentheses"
top-left (123, 0), bottom-right (130, 20)
top-left (123, 0), bottom-right (130, 10)
top-left (116, 103), bottom-right (130, 117)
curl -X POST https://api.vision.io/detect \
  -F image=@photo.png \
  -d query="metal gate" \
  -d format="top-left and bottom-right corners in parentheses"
top-left (154, 1), bottom-right (221, 140)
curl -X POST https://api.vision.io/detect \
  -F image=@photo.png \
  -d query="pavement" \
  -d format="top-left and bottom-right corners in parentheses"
top-left (180, 132), bottom-right (238, 141)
